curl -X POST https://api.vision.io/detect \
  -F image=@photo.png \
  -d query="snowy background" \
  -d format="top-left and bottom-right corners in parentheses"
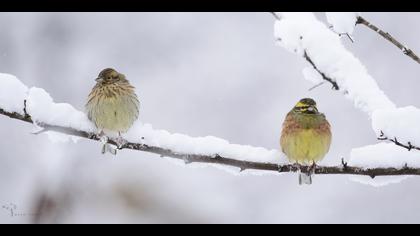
top-left (0, 12), bottom-right (419, 223)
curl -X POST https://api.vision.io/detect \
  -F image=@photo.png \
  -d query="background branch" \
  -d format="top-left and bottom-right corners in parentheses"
top-left (378, 131), bottom-right (420, 151)
top-left (356, 16), bottom-right (420, 64)
top-left (1, 107), bottom-right (420, 178)
top-left (272, 13), bottom-right (420, 153)
top-left (303, 51), bottom-right (340, 90)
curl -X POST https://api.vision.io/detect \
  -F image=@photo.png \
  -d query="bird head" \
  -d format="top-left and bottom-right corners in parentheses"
top-left (95, 68), bottom-right (126, 84)
top-left (292, 98), bottom-right (319, 114)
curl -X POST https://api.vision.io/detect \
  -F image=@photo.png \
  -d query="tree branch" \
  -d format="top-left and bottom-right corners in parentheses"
top-left (1, 107), bottom-right (420, 177)
top-left (303, 50), bottom-right (340, 90)
top-left (356, 16), bottom-right (420, 64)
top-left (378, 131), bottom-right (420, 152)
top-left (271, 12), bottom-right (340, 91)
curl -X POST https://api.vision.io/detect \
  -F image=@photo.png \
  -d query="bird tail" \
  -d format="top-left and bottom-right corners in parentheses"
top-left (298, 171), bottom-right (313, 185)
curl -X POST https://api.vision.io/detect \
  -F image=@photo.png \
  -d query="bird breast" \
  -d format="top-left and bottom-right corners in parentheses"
top-left (280, 112), bottom-right (332, 164)
top-left (86, 83), bottom-right (140, 133)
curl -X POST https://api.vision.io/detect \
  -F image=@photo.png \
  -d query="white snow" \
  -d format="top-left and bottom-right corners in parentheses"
top-left (0, 73), bottom-right (29, 114)
top-left (273, 12), bottom-right (420, 180)
top-left (302, 66), bottom-right (323, 85)
top-left (326, 12), bottom-right (360, 35)
top-left (273, 12), bottom-right (395, 115)
top-left (347, 143), bottom-right (420, 186)
top-left (372, 106), bottom-right (420, 147)
top-left (26, 87), bottom-right (96, 133)
top-left (349, 175), bottom-right (411, 187)
top-left (0, 73), bottom-right (287, 166)
top-left (349, 143), bottom-right (420, 169)
top-left (125, 122), bottom-right (286, 164)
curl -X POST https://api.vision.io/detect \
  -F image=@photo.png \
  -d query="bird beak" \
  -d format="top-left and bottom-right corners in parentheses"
top-left (95, 77), bottom-right (103, 82)
top-left (307, 106), bottom-right (315, 112)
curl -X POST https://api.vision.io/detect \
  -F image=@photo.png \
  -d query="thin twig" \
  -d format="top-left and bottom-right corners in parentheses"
top-left (328, 26), bottom-right (354, 43)
top-left (356, 16), bottom-right (420, 64)
top-left (308, 82), bottom-right (325, 91)
top-left (303, 51), bottom-right (340, 90)
top-left (270, 12), bottom-right (281, 21)
top-left (378, 131), bottom-right (420, 151)
top-left (1, 107), bottom-right (420, 177)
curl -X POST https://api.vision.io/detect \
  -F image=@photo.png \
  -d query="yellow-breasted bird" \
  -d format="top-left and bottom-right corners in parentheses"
top-left (280, 98), bottom-right (331, 185)
top-left (86, 68), bottom-right (140, 154)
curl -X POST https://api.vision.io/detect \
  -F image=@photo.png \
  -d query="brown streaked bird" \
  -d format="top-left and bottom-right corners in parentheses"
top-left (86, 68), bottom-right (140, 154)
top-left (280, 98), bottom-right (332, 185)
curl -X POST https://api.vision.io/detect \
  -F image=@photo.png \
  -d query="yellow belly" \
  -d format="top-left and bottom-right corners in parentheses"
top-left (281, 129), bottom-right (331, 165)
top-left (87, 94), bottom-right (139, 133)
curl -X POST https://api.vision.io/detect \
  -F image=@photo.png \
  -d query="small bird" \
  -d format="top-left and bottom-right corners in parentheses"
top-left (280, 98), bottom-right (331, 184)
top-left (86, 68), bottom-right (140, 154)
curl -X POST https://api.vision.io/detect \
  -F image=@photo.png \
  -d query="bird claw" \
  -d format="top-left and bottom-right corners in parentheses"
top-left (100, 135), bottom-right (108, 145)
top-left (308, 162), bottom-right (317, 175)
top-left (115, 136), bottom-right (127, 149)
top-left (292, 162), bottom-right (301, 171)
top-left (101, 143), bottom-right (117, 155)
top-left (98, 132), bottom-right (117, 155)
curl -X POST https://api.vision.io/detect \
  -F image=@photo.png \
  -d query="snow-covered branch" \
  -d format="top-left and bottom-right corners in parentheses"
top-left (272, 12), bottom-right (420, 153)
top-left (270, 13), bottom-right (420, 184)
top-left (2, 106), bottom-right (420, 177)
top-left (378, 131), bottom-right (420, 152)
top-left (303, 50), bottom-right (339, 90)
top-left (1, 73), bottom-right (420, 178)
top-left (356, 16), bottom-right (420, 65)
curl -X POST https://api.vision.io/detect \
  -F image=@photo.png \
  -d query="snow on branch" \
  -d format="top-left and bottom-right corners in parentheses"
top-left (272, 12), bottom-right (395, 114)
top-left (1, 73), bottom-right (420, 178)
top-left (356, 16), bottom-right (420, 65)
top-left (271, 13), bottom-right (420, 185)
top-left (326, 12), bottom-right (360, 43)
top-left (303, 50), bottom-right (339, 90)
top-left (271, 13), bottom-right (420, 152)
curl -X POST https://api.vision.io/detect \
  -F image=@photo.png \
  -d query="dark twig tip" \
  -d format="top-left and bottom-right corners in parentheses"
top-left (341, 158), bottom-right (348, 170)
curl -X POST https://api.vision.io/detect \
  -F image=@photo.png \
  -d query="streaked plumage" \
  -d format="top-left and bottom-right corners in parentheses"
top-left (86, 68), bottom-right (140, 134)
top-left (280, 98), bottom-right (332, 184)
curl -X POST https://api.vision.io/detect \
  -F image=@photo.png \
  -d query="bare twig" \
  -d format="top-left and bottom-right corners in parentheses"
top-left (1, 107), bottom-right (420, 177)
top-left (270, 12), bottom-right (281, 21)
top-left (378, 131), bottom-right (420, 151)
top-left (356, 16), bottom-right (420, 64)
top-left (328, 26), bottom-right (354, 43)
top-left (308, 82), bottom-right (325, 91)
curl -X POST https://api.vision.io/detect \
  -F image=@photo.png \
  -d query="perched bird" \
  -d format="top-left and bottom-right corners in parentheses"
top-left (280, 98), bottom-right (331, 184)
top-left (86, 68), bottom-right (140, 154)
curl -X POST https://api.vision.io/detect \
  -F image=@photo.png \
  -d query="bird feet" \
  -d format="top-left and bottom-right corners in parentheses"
top-left (292, 162), bottom-right (302, 170)
top-left (115, 135), bottom-right (128, 149)
top-left (98, 132), bottom-right (117, 155)
top-left (308, 162), bottom-right (317, 175)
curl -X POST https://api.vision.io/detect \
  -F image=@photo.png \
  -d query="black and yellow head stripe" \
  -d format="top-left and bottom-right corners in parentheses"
top-left (295, 102), bottom-right (310, 108)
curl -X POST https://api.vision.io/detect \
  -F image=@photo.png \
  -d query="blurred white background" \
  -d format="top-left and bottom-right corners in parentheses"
top-left (0, 12), bottom-right (419, 223)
